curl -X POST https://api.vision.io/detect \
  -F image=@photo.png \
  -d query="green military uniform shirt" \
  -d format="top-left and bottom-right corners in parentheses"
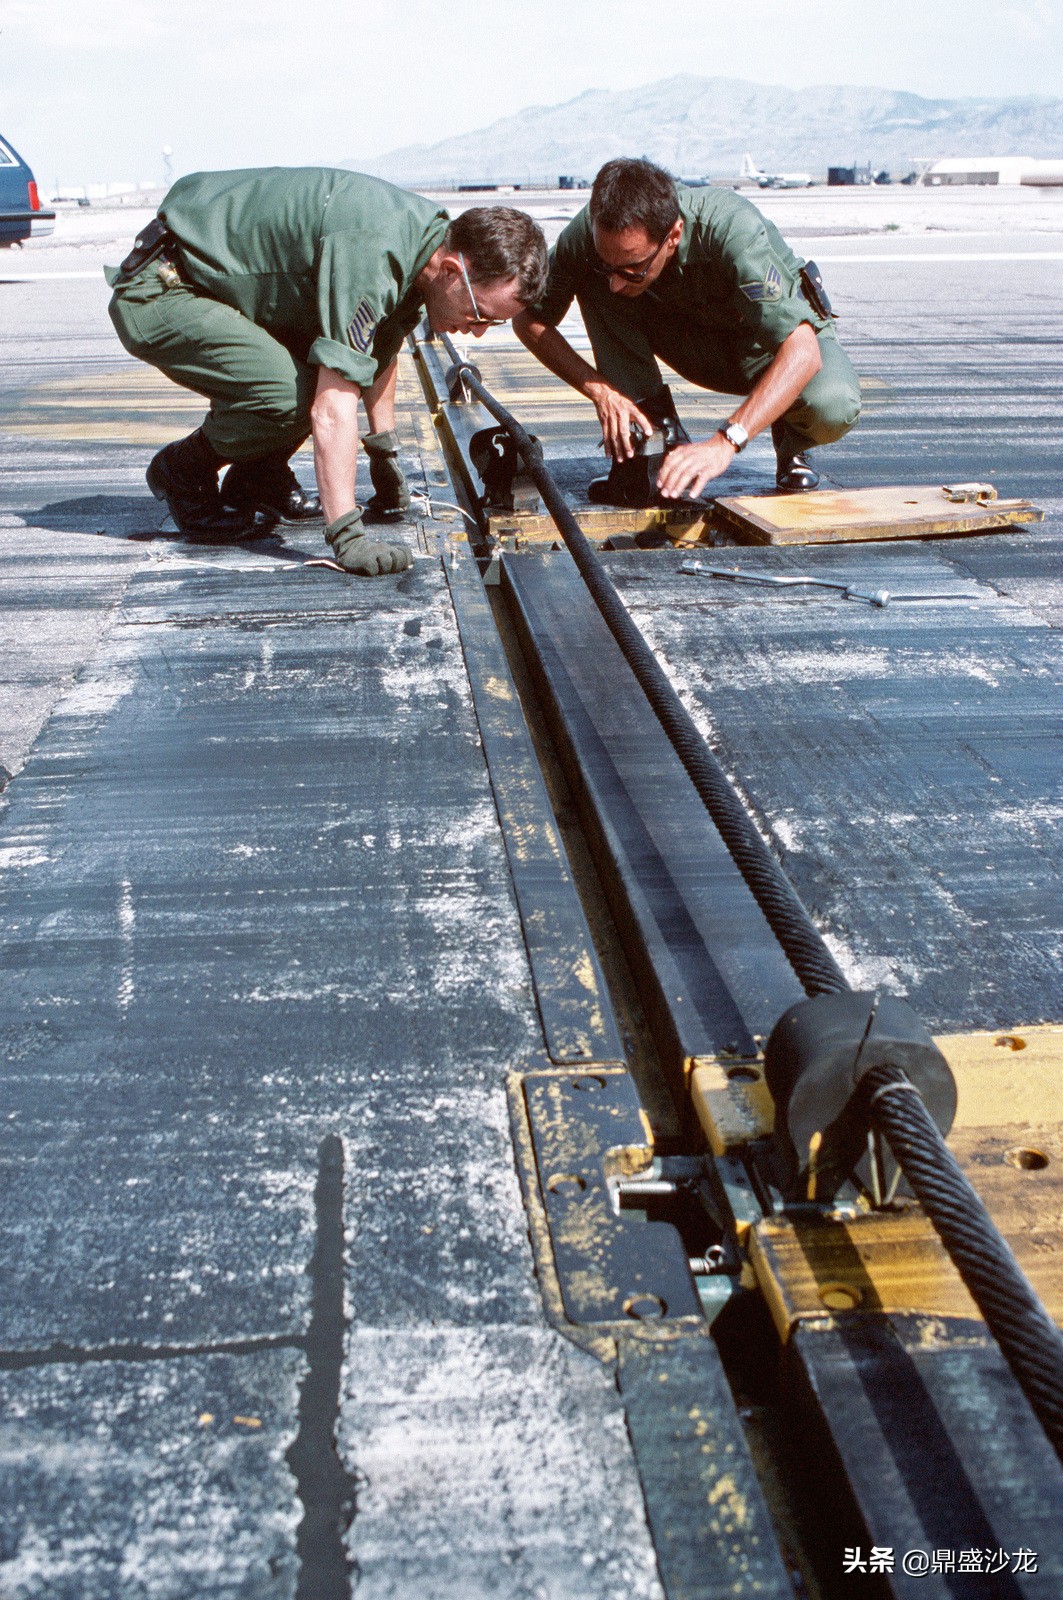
top-left (158, 168), bottom-right (449, 388)
top-left (534, 185), bottom-right (828, 360)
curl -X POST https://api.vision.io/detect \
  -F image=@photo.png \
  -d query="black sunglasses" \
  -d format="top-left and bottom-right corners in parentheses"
top-left (589, 232), bottom-right (670, 284)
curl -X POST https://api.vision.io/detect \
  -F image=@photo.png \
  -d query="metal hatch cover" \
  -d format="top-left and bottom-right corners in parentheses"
top-left (713, 483), bottom-right (1044, 545)
top-left (522, 1068), bottom-right (704, 1327)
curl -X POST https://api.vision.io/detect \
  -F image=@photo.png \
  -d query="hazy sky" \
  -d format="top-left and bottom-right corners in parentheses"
top-left (4, 0), bottom-right (1061, 186)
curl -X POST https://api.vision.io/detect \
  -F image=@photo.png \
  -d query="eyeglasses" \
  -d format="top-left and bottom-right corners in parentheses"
top-left (590, 232), bottom-right (670, 284)
top-left (458, 253), bottom-right (508, 327)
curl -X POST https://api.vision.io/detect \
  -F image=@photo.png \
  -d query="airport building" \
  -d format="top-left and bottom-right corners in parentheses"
top-left (922, 155), bottom-right (1063, 185)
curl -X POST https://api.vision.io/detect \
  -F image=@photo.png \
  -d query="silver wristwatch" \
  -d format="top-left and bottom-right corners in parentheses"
top-left (719, 421), bottom-right (749, 453)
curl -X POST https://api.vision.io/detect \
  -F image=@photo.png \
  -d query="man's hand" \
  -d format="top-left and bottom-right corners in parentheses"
top-left (656, 435), bottom-right (738, 499)
top-left (587, 383), bottom-right (654, 461)
top-left (325, 508), bottom-right (412, 576)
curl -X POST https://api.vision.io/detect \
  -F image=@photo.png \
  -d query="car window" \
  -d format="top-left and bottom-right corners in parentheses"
top-left (0, 141), bottom-right (19, 167)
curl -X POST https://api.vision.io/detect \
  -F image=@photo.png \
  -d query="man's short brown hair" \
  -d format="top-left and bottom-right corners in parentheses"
top-left (445, 208), bottom-right (548, 304)
top-left (589, 159), bottom-right (680, 243)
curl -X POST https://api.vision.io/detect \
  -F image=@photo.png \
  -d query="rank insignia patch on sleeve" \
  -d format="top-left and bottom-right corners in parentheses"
top-left (740, 263), bottom-right (783, 303)
top-left (347, 299), bottom-right (379, 352)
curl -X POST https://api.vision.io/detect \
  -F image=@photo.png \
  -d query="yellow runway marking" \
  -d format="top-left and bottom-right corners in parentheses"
top-left (1, 346), bottom-right (891, 449)
top-left (2, 367), bottom-right (206, 445)
top-left (0, 366), bottom-right (310, 451)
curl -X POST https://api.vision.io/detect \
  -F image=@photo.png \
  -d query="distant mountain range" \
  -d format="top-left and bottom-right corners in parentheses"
top-left (353, 76), bottom-right (1063, 185)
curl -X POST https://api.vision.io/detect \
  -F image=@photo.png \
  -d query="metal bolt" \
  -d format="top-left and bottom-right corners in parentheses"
top-left (616, 1179), bottom-right (679, 1199)
top-left (689, 1246), bottom-right (727, 1275)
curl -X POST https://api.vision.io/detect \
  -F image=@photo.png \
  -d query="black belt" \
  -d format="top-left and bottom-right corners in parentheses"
top-left (117, 216), bottom-right (180, 280)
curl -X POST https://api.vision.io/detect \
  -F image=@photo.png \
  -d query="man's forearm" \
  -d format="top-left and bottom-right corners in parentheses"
top-left (727, 323), bottom-right (822, 440)
top-left (311, 368), bottom-right (363, 524)
top-left (312, 416), bottom-right (360, 524)
top-left (513, 313), bottom-right (604, 398)
top-left (513, 311), bottom-right (653, 460)
top-left (364, 358), bottom-right (398, 435)
top-left (656, 323), bottom-right (824, 499)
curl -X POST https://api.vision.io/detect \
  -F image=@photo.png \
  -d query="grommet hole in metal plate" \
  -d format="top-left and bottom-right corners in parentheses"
top-left (547, 1172), bottom-right (587, 1195)
top-left (819, 1282), bottom-right (863, 1311)
top-left (1004, 1148), bottom-right (1048, 1171)
top-left (624, 1293), bottom-right (667, 1320)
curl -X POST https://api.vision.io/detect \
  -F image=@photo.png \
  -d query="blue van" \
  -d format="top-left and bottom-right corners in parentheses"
top-left (0, 135), bottom-right (55, 246)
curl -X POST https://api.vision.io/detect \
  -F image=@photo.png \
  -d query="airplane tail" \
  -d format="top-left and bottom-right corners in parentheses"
top-left (740, 153), bottom-right (760, 178)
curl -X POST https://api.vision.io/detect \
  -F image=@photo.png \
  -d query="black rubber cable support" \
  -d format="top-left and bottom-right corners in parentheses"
top-left (864, 1064), bottom-right (1063, 1463)
top-left (440, 342), bottom-right (1063, 1463)
top-left (440, 340), bottom-right (848, 1000)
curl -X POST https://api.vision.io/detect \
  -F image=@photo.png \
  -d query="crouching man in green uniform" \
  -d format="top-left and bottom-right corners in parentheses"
top-left (109, 169), bottom-right (547, 573)
top-left (513, 158), bottom-right (860, 502)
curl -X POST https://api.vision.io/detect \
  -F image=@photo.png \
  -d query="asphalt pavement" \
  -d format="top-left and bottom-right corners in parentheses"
top-left (0, 227), bottom-right (663, 1598)
top-left (0, 187), bottom-right (1059, 1597)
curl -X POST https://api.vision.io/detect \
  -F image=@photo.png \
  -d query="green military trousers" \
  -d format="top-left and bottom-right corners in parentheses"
top-left (108, 261), bottom-right (315, 463)
top-left (578, 293), bottom-right (861, 457)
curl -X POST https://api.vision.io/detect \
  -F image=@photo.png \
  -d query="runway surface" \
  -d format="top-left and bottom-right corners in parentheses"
top-left (0, 187), bottom-right (1060, 1597)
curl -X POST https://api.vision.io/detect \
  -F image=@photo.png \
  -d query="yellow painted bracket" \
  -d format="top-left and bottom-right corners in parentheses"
top-left (690, 1025), bottom-right (1063, 1155)
top-left (690, 1055), bottom-right (774, 1156)
top-left (693, 1026), bottom-right (1062, 1335)
top-left (750, 1209), bottom-right (982, 1339)
top-left (487, 505), bottom-right (711, 548)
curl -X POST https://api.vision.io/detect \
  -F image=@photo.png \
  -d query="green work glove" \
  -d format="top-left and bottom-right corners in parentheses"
top-left (325, 509), bottom-right (412, 576)
top-left (362, 429), bottom-right (411, 517)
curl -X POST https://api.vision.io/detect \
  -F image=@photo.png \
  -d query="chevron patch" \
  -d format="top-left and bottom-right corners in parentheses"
top-left (347, 298), bottom-right (379, 352)
top-left (740, 263), bottom-right (783, 303)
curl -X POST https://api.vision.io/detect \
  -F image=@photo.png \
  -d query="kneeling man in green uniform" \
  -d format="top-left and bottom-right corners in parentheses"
top-left (110, 169), bottom-right (547, 573)
top-left (513, 158), bottom-right (860, 502)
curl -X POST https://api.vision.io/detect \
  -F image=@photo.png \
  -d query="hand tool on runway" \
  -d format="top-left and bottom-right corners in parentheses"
top-left (679, 559), bottom-right (970, 608)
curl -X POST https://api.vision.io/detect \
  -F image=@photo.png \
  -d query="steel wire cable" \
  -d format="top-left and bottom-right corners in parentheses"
top-left (440, 342), bottom-right (848, 999)
top-left (864, 1064), bottom-right (1063, 1462)
top-left (437, 342), bottom-right (1063, 1459)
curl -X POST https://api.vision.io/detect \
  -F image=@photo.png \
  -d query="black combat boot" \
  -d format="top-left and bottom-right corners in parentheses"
top-left (772, 420), bottom-right (820, 492)
top-left (221, 451), bottom-right (322, 521)
top-left (588, 450), bottom-right (656, 507)
top-left (642, 383), bottom-right (692, 453)
top-left (588, 384), bottom-right (691, 506)
top-left (147, 430), bottom-right (270, 539)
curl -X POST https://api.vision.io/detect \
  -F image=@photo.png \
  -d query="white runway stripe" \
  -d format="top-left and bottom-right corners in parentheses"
top-left (0, 271), bottom-right (104, 281)
top-left (810, 251), bottom-right (1063, 263)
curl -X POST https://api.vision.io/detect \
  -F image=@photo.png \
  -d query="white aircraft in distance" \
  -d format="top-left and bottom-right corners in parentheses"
top-left (740, 153), bottom-right (815, 189)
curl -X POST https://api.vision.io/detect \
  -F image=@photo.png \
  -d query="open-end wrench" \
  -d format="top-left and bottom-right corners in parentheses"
top-left (679, 560), bottom-right (965, 608)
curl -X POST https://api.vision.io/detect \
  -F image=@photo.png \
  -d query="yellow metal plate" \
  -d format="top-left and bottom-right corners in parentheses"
top-left (689, 1025), bottom-right (1063, 1155)
top-left (939, 1026), bottom-right (1063, 1128)
top-left (736, 1025), bottom-right (1063, 1337)
top-left (690, 1057), bottom-right (774, 1156)
top-left (750, 1211), bottom-right (983, 1338)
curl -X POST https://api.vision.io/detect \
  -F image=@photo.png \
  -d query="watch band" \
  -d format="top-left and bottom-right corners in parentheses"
top-left (719, 421), bottom-right (749, 453)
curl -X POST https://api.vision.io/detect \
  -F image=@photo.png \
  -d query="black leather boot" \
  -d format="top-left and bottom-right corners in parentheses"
top-left (147, 430), bottom-right (270, 539)
top-left (642, 383), bottom-right (691, 451)
top-left (221, 451), bottom-right (322, 521)
top-left (588, 385), bottom-right (690, 506)
top-left (588, 450), bottom-right (656, 507)
top-left (772, 420), bottom-right (820, 492)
